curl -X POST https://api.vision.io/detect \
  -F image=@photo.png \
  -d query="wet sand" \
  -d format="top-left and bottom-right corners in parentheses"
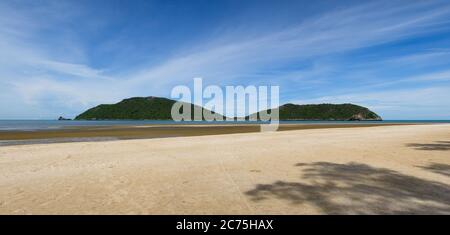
top-left (0, 124), bottom-right (449, 214)
top-left (0, 123), bottom-right (410, 146)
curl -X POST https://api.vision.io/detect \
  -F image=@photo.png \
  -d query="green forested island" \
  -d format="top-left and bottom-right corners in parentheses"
top-left (248, 103), bottom-right (382, 121)
top-left (75, 96), bottom-right (223, 120)
top-left (75, 96), bottom-right (382, 121)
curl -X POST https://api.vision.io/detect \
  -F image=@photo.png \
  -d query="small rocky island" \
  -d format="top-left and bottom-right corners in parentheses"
top-left (58, 116), bottom-right (71, 121)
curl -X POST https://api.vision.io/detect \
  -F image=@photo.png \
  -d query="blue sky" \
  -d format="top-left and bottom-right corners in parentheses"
top-left (1, 0), bottom-right (450, 119)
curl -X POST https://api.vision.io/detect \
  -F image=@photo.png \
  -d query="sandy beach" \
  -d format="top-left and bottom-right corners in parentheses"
top-left (1, 124), bottom-right (449, 214)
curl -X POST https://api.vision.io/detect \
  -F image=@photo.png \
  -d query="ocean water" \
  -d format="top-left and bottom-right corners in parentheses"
top-left (0, 120), bottom-right (449, 131)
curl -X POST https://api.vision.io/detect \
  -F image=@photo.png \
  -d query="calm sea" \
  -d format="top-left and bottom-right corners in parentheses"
top-left (0, 120), bottom-right (449, 131)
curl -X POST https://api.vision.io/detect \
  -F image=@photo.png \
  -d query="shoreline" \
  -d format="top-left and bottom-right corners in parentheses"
top-left (0, 122), bottom-right (419, 146)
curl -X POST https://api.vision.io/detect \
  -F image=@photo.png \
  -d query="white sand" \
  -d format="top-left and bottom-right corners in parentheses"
top-left (1, 124), bottom-right (449, 214)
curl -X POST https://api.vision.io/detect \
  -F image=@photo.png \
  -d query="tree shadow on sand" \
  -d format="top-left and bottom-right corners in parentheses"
top-left (245, 162), bottom-right (450, 214)
top-left (406, 141), bottom-right (450, 151)
top-left (419, 163), bottom-right (450, 178)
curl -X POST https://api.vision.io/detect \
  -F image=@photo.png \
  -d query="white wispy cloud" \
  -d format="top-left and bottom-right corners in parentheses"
top-left (126, 0), bottom-right (450, 86)
top-left (37, 61), bottom-right (113, 80)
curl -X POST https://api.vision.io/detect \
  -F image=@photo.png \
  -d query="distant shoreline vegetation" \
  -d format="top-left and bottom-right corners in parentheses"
top-left (74, 96), bottom-right (382, 121)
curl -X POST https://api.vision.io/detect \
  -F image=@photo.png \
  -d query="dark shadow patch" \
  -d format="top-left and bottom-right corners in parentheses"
top-left (406, 141), bottom-right (450, 151)
top-left (295, 163), bottom-right (308, 167)
top-left (420, 163), bottom-right (450, 177)
top-left (245, 162), bottom-right (450, 214)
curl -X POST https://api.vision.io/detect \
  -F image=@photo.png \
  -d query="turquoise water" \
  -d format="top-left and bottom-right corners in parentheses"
top-left (0, 120), bottom-right (449, 131)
